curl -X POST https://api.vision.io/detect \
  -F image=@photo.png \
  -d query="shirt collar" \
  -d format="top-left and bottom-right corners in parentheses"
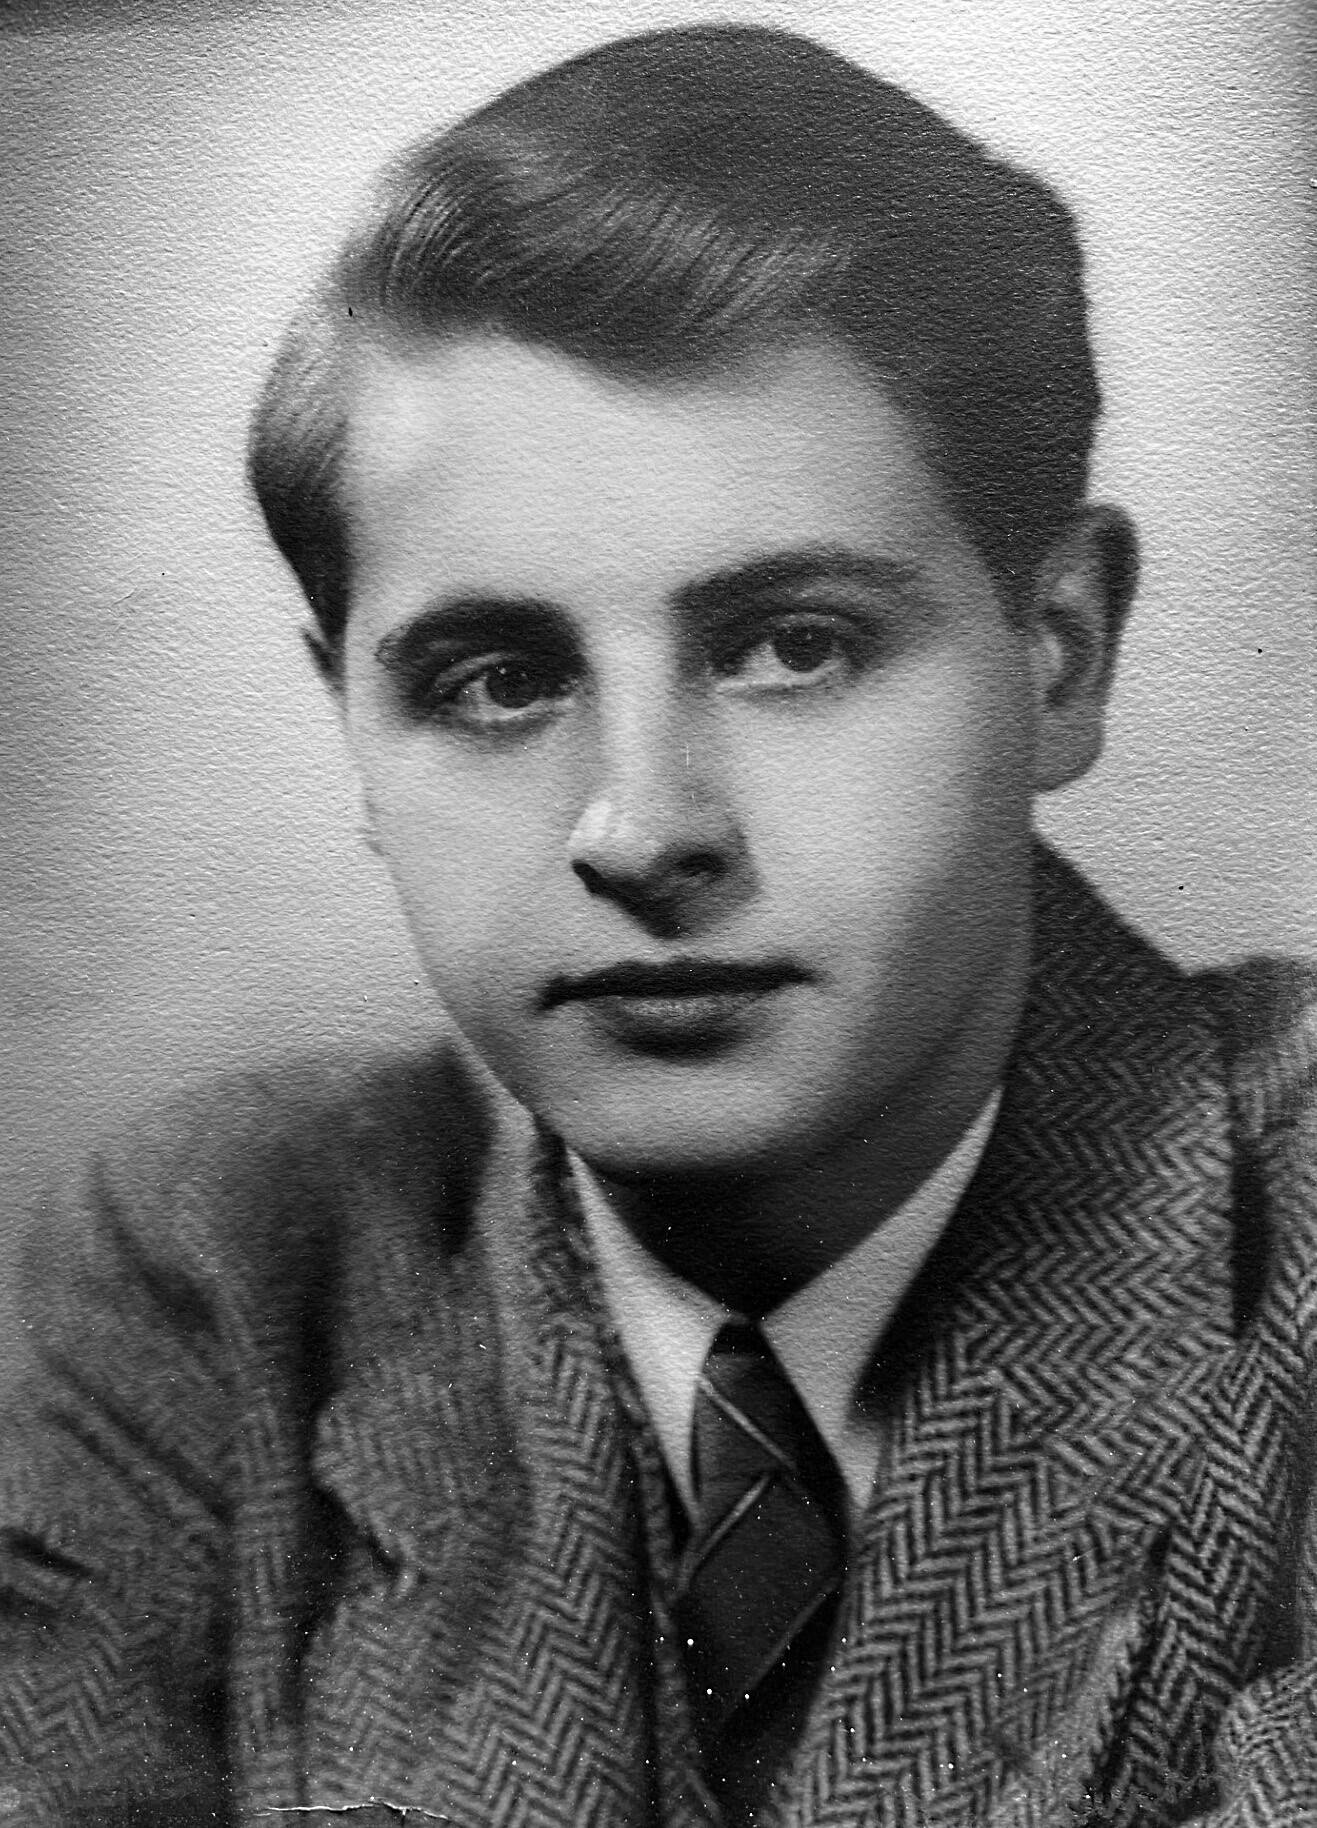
top-left (575, 1091), bottom-right (1000, 1526)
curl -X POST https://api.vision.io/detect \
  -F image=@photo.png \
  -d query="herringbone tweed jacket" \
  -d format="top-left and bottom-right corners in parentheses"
top-left (1, 850), bottom-right (1314, 1828)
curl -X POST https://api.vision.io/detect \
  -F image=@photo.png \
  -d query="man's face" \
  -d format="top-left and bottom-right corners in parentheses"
top-left (340, 334), bottom-right (1046, 1180)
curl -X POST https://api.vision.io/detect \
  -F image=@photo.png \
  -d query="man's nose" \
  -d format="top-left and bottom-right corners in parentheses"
top-left (566, 692), bottom-right (749, 932)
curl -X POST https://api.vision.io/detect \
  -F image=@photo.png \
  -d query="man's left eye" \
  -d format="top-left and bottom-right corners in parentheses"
top-left (725, 616), bottom-right (856, 689)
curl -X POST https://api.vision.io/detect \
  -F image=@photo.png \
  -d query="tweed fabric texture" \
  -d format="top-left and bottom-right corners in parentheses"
top-left (0, 847), bottom-right (1314, 1828)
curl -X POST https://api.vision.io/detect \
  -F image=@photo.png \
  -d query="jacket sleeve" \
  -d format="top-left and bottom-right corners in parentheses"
top-left (0, 1132), bottom-right (238, 1826)
top-left (1200, 958), bottom-right (1317, 1827)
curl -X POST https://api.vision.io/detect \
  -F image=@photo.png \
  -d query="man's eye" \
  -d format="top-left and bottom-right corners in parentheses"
top-left (723, 615), bottom-right (858, 690)
top-left (430, 653), bottom-right (576, 728)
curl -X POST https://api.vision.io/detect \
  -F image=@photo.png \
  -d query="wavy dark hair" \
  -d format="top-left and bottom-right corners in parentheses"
top-left (249, 23), bottom-right (1102, 660)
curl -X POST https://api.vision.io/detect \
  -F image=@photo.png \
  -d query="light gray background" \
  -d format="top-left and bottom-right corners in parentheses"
top-left (2, 0), bottom-right (1313, 1348)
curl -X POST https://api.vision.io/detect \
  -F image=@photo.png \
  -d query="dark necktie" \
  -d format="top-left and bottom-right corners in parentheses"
top-left (675, 1320), bottom-right (846, 1824)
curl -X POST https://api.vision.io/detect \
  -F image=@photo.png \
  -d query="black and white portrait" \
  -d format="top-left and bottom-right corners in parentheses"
top-left (1, 5), bottom-right (1312, 1824)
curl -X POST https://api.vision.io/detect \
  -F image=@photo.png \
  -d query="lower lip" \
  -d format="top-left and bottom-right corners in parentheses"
top-left (570, 986), bottom-right (789, 1050)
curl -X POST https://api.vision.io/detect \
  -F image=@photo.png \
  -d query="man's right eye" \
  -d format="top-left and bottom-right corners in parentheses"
top-left (426, 652), bottom-right (578, 731)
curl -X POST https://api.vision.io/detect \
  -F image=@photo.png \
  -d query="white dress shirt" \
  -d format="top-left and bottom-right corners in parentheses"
top-left (574, 1093), bottom-right (1000, 1530)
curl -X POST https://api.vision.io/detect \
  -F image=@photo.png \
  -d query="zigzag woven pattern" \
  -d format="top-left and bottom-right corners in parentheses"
top-left (0, 847), bottom-right (1314, 1826)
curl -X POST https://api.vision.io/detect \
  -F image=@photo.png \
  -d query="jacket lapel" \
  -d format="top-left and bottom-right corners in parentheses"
top-left (304, 1106), bottom-right (662, 1826)
top-left (781, 850), bottom-right (1238, 1828)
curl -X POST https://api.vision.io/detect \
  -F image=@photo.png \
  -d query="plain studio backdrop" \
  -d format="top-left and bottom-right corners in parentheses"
top-left (1, 0), bottom-right (1312, 1358)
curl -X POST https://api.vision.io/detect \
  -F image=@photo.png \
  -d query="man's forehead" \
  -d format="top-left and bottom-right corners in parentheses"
top-left (336, 327), bottom-right (1006, 651)
top-left (342, 330), bottom-right (929, 520)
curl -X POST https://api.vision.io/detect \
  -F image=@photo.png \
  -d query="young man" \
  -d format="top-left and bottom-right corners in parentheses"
top-left (1, 24), bottom-right (1312, 1828)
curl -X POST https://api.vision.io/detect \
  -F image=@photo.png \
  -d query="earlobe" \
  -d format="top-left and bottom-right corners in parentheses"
top-left (1030, 504), bottom-right (1138, 793)
top-left (306, 624), bottom-right (372, 849)
top-left (302, 624), bottom-right (344, 694)
top-left (358, 802), bottom-right (383, 857)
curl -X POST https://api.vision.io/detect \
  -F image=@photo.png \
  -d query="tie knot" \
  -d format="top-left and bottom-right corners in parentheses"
top-left (692, 1321), bottom-right (840, 1528)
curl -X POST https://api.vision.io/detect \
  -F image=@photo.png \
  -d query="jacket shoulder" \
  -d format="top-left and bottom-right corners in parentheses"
top-left (1194, 955), bottom-right (1317, 1140)
top-left (1031, 848), bottom-right (1315, 1307)
top-left (1035, 846), bottom-right (1316, 1108)
top-left (1203, 954), bottom-right (1317, 1336)
top-left (14, 1035), bottom-right (502, 1378)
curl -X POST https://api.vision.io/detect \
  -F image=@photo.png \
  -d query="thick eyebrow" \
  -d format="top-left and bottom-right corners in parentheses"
top-left (671, 546), bottom-right (935, 625)
top-left (372, 546), bottom-right (933, 677)
top-left (373, 597), bottom-right (574, 678)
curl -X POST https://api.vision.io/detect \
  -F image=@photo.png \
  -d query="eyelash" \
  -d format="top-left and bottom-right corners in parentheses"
top-left (412, 611), bottom-right (877, 732)
top-left (415, 648), bottom-right (577, 731)
top-left (715, 612), bottom-right (872, 691)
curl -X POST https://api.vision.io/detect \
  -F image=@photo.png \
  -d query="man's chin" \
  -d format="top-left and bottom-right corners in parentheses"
top-left (552, 1106), bottom-right (822, 1187)
top-left (504, 1047), bottom-right (879, 1184)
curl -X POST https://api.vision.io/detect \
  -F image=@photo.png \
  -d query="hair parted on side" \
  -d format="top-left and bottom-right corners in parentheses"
top-left (249, 22), bottom-right (1102, 660)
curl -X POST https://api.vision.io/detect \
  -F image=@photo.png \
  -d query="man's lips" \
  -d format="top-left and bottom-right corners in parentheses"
top-left (540, 957), bottom-right (810, 1010)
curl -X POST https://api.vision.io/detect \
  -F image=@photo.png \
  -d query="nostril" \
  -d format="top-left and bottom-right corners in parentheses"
top-left (671, 849), bottom-right (724, 887)
top-left (571, 848), bottom-right (722, 901)
top-left (573, 858), bottom-right (609, 898)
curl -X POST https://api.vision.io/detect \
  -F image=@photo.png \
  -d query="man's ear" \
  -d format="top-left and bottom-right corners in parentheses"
top-left (302, 625), bottom-right (380, 848)
top-left (1029, 504), bottom-right (1138, 793)
top-left (302, 624), bottom-right (344, 696)
top-left (304, 629), bottom-right (383, 853)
